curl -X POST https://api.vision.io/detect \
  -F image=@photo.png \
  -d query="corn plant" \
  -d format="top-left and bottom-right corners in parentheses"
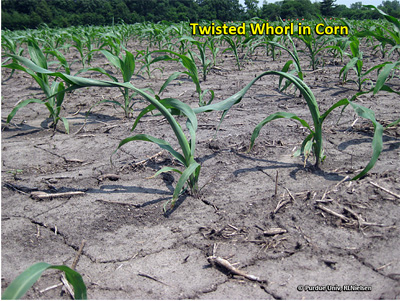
top-left (340, 36), bottom-right (390, 91)
top-left (267, 34), bottom-right (303, 93)
top-left (155, 49), bottom-right (214, 106)
top-left (175, 35), bottom-right (194, 55)
top-left (358, 5), bottom-right (400, 58)
top-left (190, 38), bottom-right (213, 81)
top-left (373, 61), bottom-right (400, 94)
top-left (194, 71), bottom-right (383, 180)
top-left (82, 49), bottom-right (141, 118)
top-left (44, 45), bottom-right (73, 76)
top-left (206, 36), bottom-right (221, 66)
top-left (99, 32), bottom-right (124, 56)
top-left (71, 31), bottom-right (94, 68)
top-left (3, 39), bottom-right (70, 133)
top-left (8, 63), bottom-right (201, 209)
top-left (222, 35), bottom-right (242, 71)
top-left (137, 47), bottom-right (167, 79)
top-left (263, 34), bottom-right (282, 61)
top-left (372, 61), bottom-right (400, 128)
top-left (1, 34), bottom-right (25, 81)
top-left (298, 33), bottom-right (342, 71)
top-left (2, 262), bottom-right (86, 300)
top-left (116, 95), bottom-right (200, 210)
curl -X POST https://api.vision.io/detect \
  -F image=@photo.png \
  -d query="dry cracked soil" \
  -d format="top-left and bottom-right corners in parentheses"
top-left (1, 39), bottom-right (400, 299)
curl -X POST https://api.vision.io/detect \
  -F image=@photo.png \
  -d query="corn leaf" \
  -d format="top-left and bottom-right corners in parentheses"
top-left (114, 134), bottom-right (186, 166)
top-left (1, 262), bottom-right (86, 300)
top-left (171, 160), bottom-right (201, 207)
top-left (374, 61), bottom-right (400, 94)
top-left (158, 71), bottom-right (182, 95)
top-left (149, 166), bottom-right (182, 179)
top-left (6, 99), bottom-right (45, 124)
top-left (250, 112), bottom-right (312, 150)
top-left (347, 101), bottom-right (383, 180)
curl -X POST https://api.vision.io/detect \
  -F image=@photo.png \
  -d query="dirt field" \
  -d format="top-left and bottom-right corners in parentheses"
top-left (2, 40), bottom-right (400, 299)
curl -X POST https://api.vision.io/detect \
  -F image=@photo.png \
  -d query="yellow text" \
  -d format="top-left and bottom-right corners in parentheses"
top-left (315, 24), bottom-right (349, 35)
top-left (190, 23), bottom-right (246, 35)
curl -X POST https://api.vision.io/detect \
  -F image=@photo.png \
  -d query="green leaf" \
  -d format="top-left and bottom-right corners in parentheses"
top-left (249, 112), bottom-right (312, 151)
top-left (347, 101), bottom-right (383, 180)
top-left (2, 262), bottom-right (86, 300)
top-left (171, 160), bottom-right (201, 207)
top-left (100, 50), bottom-right (122, 71)
top-left (149, 166), bottom-right (182, 179)
top-left (7, 99), bottom-right (45, 124)
top-left (122, 50), bottom-right (135, 82)
top-left (340, 57), bottom-right (359, 82)
top-left (385, 118), bottom-right (400, 129)
top-left (27, 39), bottom-right (48, 69)
top-left (374, 61), bottom-right (400, 94)
top-left (60, 117), bottom-right (69, 134)
top-left (158, 71), bottom-right (182, 95)
top-left (114, 134), bottom-right (186, 166)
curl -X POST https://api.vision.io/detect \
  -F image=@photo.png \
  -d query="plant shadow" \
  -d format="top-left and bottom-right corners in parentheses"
top-left (233, 152), bottom-right (345, 182)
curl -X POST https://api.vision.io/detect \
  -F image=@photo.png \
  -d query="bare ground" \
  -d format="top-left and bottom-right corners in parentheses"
top-left (1, 39), bottom-right (400, 299)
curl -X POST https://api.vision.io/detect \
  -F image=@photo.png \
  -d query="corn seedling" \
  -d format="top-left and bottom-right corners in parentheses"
top-left (99, 32), bottom-right (124, 56)
top-left (194, 71), bottom-right (383, 180)
top-left (71, 31), bottom-right (94, 68)
top-left (268, 34), bottom-right (304, 93)
top-left (298, 33), bottom-right (342, 71)
top-left (9, 63), bottom-right (202, 209)
top-left (358, 5), bottom-right (400, 58)
top-left (3, 39), bottom-right (70, 133)
top-left (206, 36), bottom-right (221, 66)
top-left (222, 35), bottom-right (242, 71)
top-left (137, 47), bottom-right (167, 79)
top-left (190, 38), bottom-right (213, 82)
top-left (82, 49), bottom-right (143, 118)
top-left (2, 262), bottom-right (87, 300)
top-left (117, 95), bottom-right (200, 210)
top-left (264, 34), bottom-right (283, 61)
top-left (340, 36), bottom-right (390, 91)
top-left (1, 34), bottom-right (25, 81)
top-left (156, 49), bottom-right (215, 106)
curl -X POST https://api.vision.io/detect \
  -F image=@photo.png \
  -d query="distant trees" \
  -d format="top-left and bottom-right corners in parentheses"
top-left (1, 0), bottom-right (400, 30)
top-left (245, 0), bottom-right (260, 18)
top-left (261, 0), bottom-right (320, 20)
top-left (197, 0), bottom-right (243, 21)
top-left (320, 0), bottom-right (336, 16)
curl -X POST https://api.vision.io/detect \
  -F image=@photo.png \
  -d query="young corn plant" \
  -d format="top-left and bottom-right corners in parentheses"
top-left (267, 34), bottom-right (304, 93)
top-left (116, 95), bottom-right (200, 210)
top-left (2, 39), bottom-right (70, 133)
top-left (296, 17), bottom-right (344, 71)
top-left (358, 5), bottom-right (400, 58)
top-left (1, 34), bottom-right (25, 81)
top-left (2, 262), bottom-right (86, 300)
top-left (206, 36), bottom-right (221, 67)
top-left (137, 47), bottom-right (167, 79)
top-left (194, 71), bottom-right (383, 180)
top-left (371, 61), bottom-right (400, 128)
top-left (82, 49), bottom-right (142, 118)
top-left (155, 49), bottom-right (214, 106)
top-left (263, 34), bottom-right (283, 61)
top-left (71, 31), bottom-right (94, 68)
top-left (222, 35), bottom-right (242, 71)
top-left (11, 65), bottom-right (202, 210)
top-left (190, 38), bottom-right (213, 82)
top-left (340, 36), bottom-right (389, 91)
